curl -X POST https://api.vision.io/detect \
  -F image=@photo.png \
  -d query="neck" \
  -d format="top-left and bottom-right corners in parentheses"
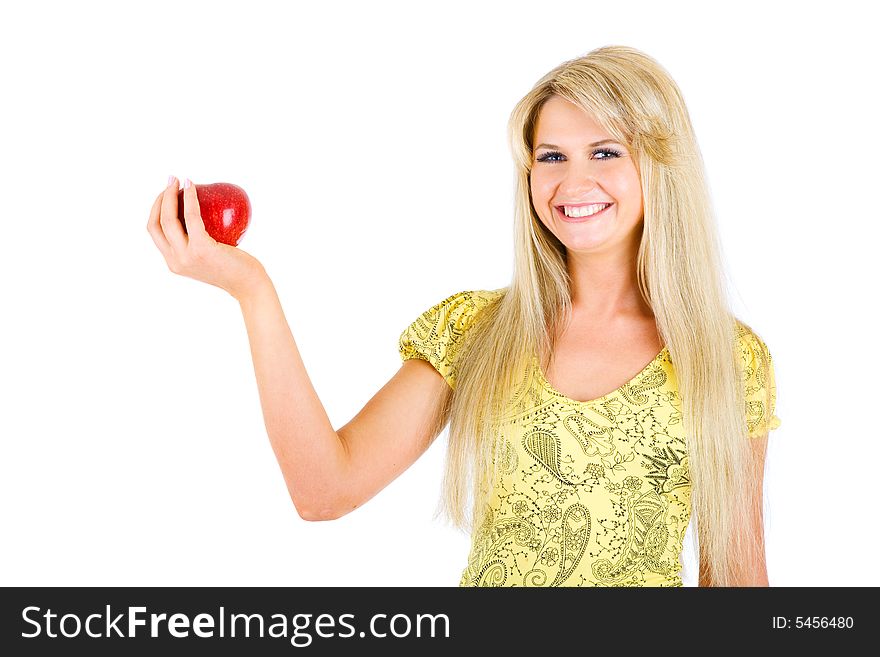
top-left (565, 244), bottom-right (651, 322)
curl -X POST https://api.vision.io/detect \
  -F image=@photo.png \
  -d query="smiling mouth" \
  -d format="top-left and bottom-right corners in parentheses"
top-left (554, 203), bottom-right (614, 222)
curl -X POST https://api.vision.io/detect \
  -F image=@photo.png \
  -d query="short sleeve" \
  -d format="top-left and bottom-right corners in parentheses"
top-left (736, 324), bottom-right (782, 438)
top-left (398, 289), bottom-right (503, 389)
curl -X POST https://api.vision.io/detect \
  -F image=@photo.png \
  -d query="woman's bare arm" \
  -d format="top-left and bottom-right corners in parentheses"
top-left (238, 275), bottom-right (451, 521)
top-left (147, 181), bottom-right (448, 520)
top-left (698, 432), bottom-right (770, 586)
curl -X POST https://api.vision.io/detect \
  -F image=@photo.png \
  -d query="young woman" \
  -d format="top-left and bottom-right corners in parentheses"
top-left (147, 45), bottom-right (780, 587)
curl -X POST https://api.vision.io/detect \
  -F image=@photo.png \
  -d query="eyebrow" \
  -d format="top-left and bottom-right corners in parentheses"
top-left (534, 139), bottom-right (621, 151)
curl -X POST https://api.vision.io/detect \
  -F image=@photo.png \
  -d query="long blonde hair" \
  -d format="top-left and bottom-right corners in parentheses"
top-left (433, 45), bottom-right (765, 587)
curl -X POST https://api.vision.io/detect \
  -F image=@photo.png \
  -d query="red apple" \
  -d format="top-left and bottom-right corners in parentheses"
top-left (177, 182), bottom-right (251, 246)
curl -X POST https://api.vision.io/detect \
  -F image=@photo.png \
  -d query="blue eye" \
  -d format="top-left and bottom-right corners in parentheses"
top-left (535, 148), bottom-right (622, 163)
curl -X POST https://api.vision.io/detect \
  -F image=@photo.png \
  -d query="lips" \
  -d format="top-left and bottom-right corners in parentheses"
top-left (554, 203), bottom-right (613, 222)
top-left (555, 201), bottom-right (613, 208)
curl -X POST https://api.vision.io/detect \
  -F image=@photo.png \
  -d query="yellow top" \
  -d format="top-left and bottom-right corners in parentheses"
top-left (399, 289), bottom-right (781, 587)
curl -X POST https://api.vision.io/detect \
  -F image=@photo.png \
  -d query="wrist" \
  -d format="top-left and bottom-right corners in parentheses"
top-left (232, 266), bottom-right (272, 304)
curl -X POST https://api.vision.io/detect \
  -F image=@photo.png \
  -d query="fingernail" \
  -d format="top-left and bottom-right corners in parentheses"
top-left (167, 175), bottom-right (175, 187)
top-left (184, 177), bottom-right (191, 189)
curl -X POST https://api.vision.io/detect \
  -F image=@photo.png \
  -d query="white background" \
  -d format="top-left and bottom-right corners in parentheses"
top-left (1, 0), bottom-right (876, 587)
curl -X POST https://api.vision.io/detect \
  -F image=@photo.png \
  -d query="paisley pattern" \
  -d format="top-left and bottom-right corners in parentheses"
top-left (399, 289), bottom-right (781, 587)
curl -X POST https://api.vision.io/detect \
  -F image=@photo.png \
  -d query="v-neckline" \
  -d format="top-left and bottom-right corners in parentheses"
top-left (532, 346), bottom-right (669, 407)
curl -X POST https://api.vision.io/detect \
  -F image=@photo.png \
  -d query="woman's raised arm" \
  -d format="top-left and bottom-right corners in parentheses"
top-left (148, 177), bottom-right (452, 521)
top-left (237, 278), bottom-right (451, 520)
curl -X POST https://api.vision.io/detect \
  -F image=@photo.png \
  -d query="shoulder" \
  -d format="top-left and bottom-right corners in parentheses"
top-left (398, 288), bottom-right (506, 388)
top-left (427, 288), bottom-right (506, 312)
top-left (405, 288), bottom-right (506, 330)
top-left (734, 319), bottom-right (775, 376)
top-left (734, 319), bottom-right (781, 437)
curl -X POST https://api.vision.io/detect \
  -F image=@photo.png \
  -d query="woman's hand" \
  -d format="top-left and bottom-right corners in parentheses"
top-left (147, 176), bottom-right (268, 300)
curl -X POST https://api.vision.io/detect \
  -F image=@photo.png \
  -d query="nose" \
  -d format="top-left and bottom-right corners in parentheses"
top-left (560, 153), bottom-right (602, 182)
top-left (559, 166), bottom-right (600, 199)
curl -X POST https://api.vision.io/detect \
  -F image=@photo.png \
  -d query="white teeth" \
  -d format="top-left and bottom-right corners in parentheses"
top-left (563, 203), bottom-right (610, 218)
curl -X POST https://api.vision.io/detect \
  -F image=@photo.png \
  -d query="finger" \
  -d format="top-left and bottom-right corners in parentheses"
top-left (159, 175), bottom-right (188, 253)
top-left (181, 178), bottom-right (209, 240)
top-left (146, 191), bottom-right (172, 259)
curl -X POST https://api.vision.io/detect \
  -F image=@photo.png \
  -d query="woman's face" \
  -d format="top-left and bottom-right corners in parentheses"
top-left (530, 95), bottom-right (644, 257)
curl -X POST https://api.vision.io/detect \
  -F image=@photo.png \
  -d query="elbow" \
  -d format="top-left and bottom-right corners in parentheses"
top-left (291, 492), bottom-right (353, 522)
top-left (295, 499), bottom-right (361, 522)
top-left (286, 468), bottom-right (359, 521)
top-left (292, 496), bottom-right (343, 522)
top-left (284, 471), bottom-right (344, 521)
top-left (298, 508), bottom-right (340, 522)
